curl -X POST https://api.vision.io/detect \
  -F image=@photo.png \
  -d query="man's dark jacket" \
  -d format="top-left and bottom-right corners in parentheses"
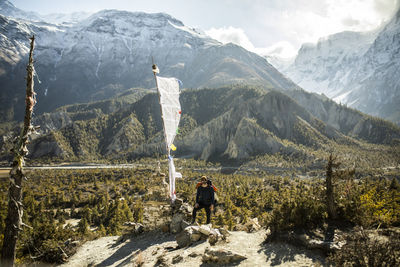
top-left (196, 186), bottom-right (215, 206)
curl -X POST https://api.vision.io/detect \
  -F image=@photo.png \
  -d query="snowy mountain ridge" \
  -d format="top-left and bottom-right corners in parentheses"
top-left (0, 0), bottom-right (90, 24)
top-left (284, 30), bottom-right (377, 97)
top-left (0, 0), bottom-right (42, 21)
top-left (282, 7), bottom-right (400, 125)
top-left (0, 2), bottom-right (298, 122)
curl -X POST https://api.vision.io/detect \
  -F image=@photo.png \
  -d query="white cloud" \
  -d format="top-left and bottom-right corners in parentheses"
top-left (205, 27), bottom-right (297, 59)
top-left (255, 41), bottom-right (298, 59)
top-left (373, 0), bottom-right (400, 16)
top-left (273, 0), bottom-right (399, 46)
top-left (205, 26), bottom-right (255, 51)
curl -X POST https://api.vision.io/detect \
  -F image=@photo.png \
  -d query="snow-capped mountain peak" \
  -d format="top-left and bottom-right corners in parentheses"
top-left (76, 10), bottom-right (215, 43)
top-left (40, 11), bottom-right (92, 25)
top-left (0, 0), bottom-right (91, 25)
top-left (0, 8), bottom-right (296, 120)
top-left (282, 7), bottom-right (400, 125)
top-left (0, 0), bottom-right (42, 21)
top-left (0, 0), bottom-right (14, 10)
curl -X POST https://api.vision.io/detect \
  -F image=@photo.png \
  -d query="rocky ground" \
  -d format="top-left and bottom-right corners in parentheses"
top-left (60, 229), bottom-right (325, 266)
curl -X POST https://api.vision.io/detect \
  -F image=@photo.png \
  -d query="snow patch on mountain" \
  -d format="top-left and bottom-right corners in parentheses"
top-left (281, 7), bottom-right (400, 124)
top-left (1, 6), bottom-right (299, 120)
top-left (41, 11), bottom-right (92, 24)
top-left (0, 0), bottom-right (42, 21)
top-left (285, 30), bottom-right (377, 98)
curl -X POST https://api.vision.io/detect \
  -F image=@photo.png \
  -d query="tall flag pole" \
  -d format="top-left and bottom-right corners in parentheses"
top-left (152, 62), bottom-right (182, 202)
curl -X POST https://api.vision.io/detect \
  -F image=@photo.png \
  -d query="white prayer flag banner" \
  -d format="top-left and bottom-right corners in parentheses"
top-left (168, 156), bottom-right (177, 201)
top-left (156, 76), bottom-right (181, 151)
top-left (157, 75), bottom-right (182, 202)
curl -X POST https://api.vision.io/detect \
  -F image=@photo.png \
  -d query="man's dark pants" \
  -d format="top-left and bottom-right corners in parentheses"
top-left (192, 203), bottom-right (211, 224)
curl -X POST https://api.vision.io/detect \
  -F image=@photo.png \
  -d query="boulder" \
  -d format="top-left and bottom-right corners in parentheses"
top-left (202, 248), bottom-right (247, 264)
top-left (181, 220), bottom-right (191, 230)
top-left (171, 198), bottom-right (183, 212)
top-left (245, 217), bottom-right (261, 232)
top-left (187, 226), bottom-right (202, 242)
top-left (198, 224), bottom-right (213, 235)
top-left (176, 227), bottom-right (194, 247)
top-left (151, 246), bottom-right (162, 256)
top-left (71, 241), bottom-right (80, 247)
top-left (179, 203), bottom-right (193, 214)
top-left (155, 253), bottom-right (168, 267)
top-left (134, 223), bottom-right (144, 234)
top-left (218, 228), bottom-right (231, 239)
top-left (268, 230), bottom-right (346, 254)
top-left (176, 225), bottom-right (222, 247)
top-left (188, 251), bottom-right (201, 258)
top-left (208, 229), bottom-right (224, 245)
top-left (124, 222), bottom-right (144, 234)
top-left (208, 234), bottom-right (219, 245)
top-left (170, 213), bottom-right (185, 234)
top-left (172, 254), bottom-right (183, 264)
top-left (233, 224), bottom-right (247, 231)
top-left (191, 231), bottom-right (202, 242)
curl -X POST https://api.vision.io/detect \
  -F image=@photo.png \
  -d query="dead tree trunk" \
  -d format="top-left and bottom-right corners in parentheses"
top-left (326, 153), bottom-right (340, 220)
top-left (1, 36), bottom-right (36, 267)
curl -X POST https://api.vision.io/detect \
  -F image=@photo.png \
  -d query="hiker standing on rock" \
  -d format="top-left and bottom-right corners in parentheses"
top-left (192, 176), bottom-right (215, 224)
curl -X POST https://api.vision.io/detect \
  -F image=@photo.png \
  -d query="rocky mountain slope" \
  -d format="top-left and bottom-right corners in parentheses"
top-left (283, 7), bottom-right (400, 125)
top-left (1, 1), bottom-right (399, 163)
top-left (2, 85), bottom-right (397, 162)
top-left (344, 8), bottom-right (400, 124)
top-left (0, 0), bottom-right (298, 122)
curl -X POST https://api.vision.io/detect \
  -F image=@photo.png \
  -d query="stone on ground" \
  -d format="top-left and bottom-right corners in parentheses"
top-left (202, 247), bottom-right (247, 264)
top-left (176, 225), bottom-right (225, 247)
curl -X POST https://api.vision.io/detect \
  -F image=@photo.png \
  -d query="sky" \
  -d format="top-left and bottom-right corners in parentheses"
top-left (11, 0), bottom-right (400, 59)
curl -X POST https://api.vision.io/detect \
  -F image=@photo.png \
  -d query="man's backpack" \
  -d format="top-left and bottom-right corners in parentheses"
top-left (196, 181), bottom-right (218, 192)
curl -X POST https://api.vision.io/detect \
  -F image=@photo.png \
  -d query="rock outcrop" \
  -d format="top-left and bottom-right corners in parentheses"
top-left (202, 247), bottom-right (247, 264)
top-left (169, 198), bottom-right (193, 234)
top-left (234, 217), bottom-right (262, 233)
top-left (176, 225), bottom-right (228, 248)
top-left (266, 228), bottom-right (346, 254)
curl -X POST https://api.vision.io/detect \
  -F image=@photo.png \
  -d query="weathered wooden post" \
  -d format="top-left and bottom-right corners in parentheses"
top-left (1, 36), bottom-right (36, 266)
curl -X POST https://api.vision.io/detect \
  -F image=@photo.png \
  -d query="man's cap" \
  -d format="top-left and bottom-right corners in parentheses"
top-left (200, 176), bottom-right (207, 182)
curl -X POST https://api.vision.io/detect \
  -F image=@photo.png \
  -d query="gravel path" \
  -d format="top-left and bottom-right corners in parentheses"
top-left (60, 230), bottom-right (325, 266)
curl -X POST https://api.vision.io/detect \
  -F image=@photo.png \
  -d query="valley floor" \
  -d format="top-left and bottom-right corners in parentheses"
top-left (60, 229), bottom-right (325, 267)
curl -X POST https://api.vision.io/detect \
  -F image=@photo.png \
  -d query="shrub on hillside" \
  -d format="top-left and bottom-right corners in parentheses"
top-left (328, 228), bottom-right (400, 266)
top-left (268, 183), bottom-right (326, 232)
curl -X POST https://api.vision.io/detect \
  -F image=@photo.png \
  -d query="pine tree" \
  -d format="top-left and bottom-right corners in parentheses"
top-left (225, 209), bottom-right (234, 230)
top-left (78, 218), bottom-right (89, 235)
top-left (97, 223), bottom-right (106, 236)
top-left (133, 200), bottom-right (144, 223)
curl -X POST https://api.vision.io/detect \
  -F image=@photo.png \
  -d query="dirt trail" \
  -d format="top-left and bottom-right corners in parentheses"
top-left (60, 229), bottom-right (325, 266)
